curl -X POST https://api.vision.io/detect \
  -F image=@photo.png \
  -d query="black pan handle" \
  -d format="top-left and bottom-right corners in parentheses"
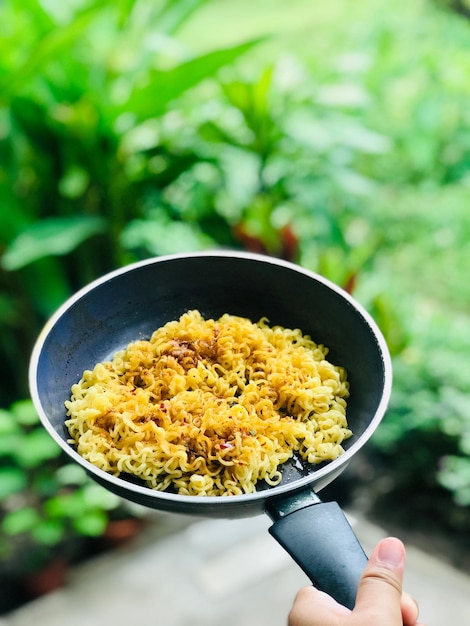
top-left (266, 489), bottom-right (367, 610)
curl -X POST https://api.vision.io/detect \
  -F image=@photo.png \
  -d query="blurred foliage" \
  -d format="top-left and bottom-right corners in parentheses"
top-left (0, 0), bottom-right (470, 570)
top-left (437, 0), bottom-right (470, 19)
top-left (0, 399), bottom-right (134, 583)
top-left (0, 0), bottom-right (262, 400)
top-left (356, 183), bottom-right (470, 515)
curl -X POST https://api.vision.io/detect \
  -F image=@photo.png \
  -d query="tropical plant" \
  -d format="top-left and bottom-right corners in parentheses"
top-left (0, 399), bottom-right (130, 585)
top-left (1, 0), bottom-right (470, 581)
top-left (0, 0), bottom-right (260, 404)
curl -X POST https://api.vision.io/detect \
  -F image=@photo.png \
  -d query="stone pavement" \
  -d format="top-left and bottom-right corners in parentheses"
top-left (1, 510), bottom-right (469, 626)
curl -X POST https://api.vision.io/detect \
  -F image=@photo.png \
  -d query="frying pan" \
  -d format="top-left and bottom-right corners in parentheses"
top-left (29, 251), bottom-right (392, 610)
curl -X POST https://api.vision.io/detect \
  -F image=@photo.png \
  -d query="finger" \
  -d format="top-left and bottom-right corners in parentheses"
top-left (288, 586), bottom-right (350, 626)
top-left (401, 591), bottom-right (420, 626)
top-left (354, 537), bottom-right (405, 623)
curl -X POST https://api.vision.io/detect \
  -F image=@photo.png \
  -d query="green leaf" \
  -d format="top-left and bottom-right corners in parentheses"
top-left (123, 39), bottom-right (261, 121)
top-left (82, 483), bottom-right (121, 510)
top-left (43, 493), bottom-right (73, 519)
top-left (72, 509), bottom-right (108, 537)
top-left (0, 409), bottom-right (19, 435)
top-left (0, 433), bottom-right (22, 458)
top-left (439, 455), bottom-right (470, 506)
top-left (0, 2), bottom-right (106, 99)
top-left (20, 257), bottom-right (71, 317)
top-left (0, 467), bottom-right (27, 501)
top-left (44, 490), bottom-right (88, 519)
top-left (55, 463), bottom-right (88, 487)
top-left (121, 215), bottom-right (214, 256)
top-left (157, 0), bottom-right (210, 36)
top-left (2, 507), bottom-right (41, 535)
top-left (1, 215), bottom-right (107, 270)
top-left (58, 166), bottom-right (90, 199)
top-left (116, 0), bottom-right (136, 27)
top-left (13, 429), bottom-right (62, 468)
top-left (11, 399), bottom-right (39, 426)
top-left (31, 519), bottom-right (65, 546)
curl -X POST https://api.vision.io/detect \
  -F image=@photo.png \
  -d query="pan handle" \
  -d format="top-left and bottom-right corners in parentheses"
top-left (266, 489), bottom-right (367, 610)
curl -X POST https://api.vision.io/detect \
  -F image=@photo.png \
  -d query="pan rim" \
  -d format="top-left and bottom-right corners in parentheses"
top-left (29, 250), bottom-right (393, 507)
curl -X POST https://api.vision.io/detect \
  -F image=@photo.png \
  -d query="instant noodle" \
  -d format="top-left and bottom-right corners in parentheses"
top-left (65, 310), bottom-right (351, 496)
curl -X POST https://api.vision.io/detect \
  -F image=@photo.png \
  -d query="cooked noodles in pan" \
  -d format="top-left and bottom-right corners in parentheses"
top-left (65, 310), bottom-right (351, 496)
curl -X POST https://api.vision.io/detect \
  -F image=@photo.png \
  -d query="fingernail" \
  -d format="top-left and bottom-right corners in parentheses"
top-left (377, 537), bottom-right (405, 567)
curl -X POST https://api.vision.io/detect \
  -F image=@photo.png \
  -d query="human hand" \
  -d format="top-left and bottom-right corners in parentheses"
top-left (288, 537), bottom-right (425, 626)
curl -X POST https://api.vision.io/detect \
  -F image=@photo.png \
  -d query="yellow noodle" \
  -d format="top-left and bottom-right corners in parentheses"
top-left (65, 310), bottom-right (351, 496)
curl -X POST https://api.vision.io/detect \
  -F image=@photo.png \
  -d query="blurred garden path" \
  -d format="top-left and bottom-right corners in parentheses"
top-left (1, 509), bottom-right (469, 626)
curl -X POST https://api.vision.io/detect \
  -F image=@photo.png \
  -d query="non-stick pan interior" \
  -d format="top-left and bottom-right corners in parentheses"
top-left (30, 252), bottom-right (391, 516)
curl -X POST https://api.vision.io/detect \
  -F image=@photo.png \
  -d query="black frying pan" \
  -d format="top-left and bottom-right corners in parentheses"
top-left (29, 251), bottom-right (392, 609)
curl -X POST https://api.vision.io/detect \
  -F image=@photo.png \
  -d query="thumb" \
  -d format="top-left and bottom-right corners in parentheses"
top-left (354, 537), bottom-right (405, 624)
